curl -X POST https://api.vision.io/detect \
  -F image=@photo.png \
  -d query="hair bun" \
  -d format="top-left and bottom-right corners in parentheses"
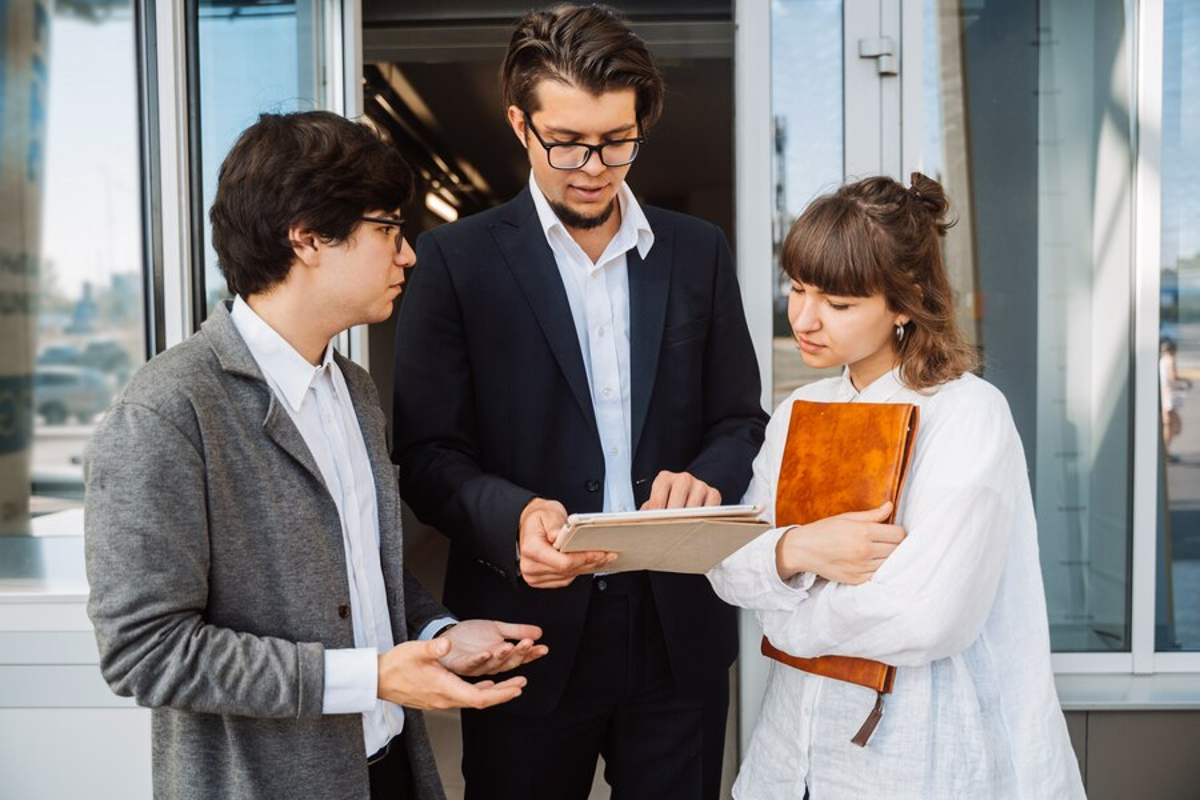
top-left (908, 171), bottom-right (953, 234)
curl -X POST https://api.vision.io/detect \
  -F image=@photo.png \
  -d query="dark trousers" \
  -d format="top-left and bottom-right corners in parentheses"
top-left (461, 573), bottom-right (729, 800)
top-left (369, 737), bottom-right (415, 800)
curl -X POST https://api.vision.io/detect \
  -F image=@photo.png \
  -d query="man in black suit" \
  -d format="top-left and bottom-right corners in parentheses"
top-left (393, 6), bottom-right (767, 798)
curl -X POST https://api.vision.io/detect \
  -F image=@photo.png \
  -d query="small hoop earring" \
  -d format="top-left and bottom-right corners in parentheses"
top-left (895, 323), bottom-right (906, 342)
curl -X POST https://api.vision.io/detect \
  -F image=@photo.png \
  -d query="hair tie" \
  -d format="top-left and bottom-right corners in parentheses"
top-left (909, 185), bottom-right (923, 202)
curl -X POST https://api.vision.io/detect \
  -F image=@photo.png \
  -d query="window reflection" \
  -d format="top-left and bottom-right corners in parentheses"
top-left (0, 0), bottom-right (145, 530)
top-left (918, 0), bottom-right (1134, 652)
top-left (771, 0), bottom-right (1136, 653)
top-left (195, 0), bottom-right (333, 315)
top-left (770, 0), bottom-right (844, 405)
top-left (1157, 0), bottom-right (1200, 653)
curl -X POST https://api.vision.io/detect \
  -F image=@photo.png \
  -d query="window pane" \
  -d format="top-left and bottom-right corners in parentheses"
top-left (770, 0), bottom-right (844, 405)
top-left (195, 0), bottom-right (333, 315)
top-left (0, 0), bottom-right (146, 535)
top-left (922, 0), bottom-right (1134, 652)
top-left (1157, 0), bottom-right (1200, 652)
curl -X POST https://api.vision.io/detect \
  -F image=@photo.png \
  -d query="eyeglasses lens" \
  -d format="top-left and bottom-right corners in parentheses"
top-left (548, 141), bottom-right (639, 170)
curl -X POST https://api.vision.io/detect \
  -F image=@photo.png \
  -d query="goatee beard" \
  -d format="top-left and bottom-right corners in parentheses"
top-left (549, 197), bottom-right (617, 231)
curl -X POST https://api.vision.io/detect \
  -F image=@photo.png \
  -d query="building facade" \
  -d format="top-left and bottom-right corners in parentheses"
top-left (2, 1), bottom-right (1198, 797)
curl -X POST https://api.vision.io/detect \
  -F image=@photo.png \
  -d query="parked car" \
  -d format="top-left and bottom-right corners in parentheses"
top-left (81, 340), bottom-right (132, 375)
top-left (36, 345), bottom-right (82, 367)
top-left (34, 366), bottom-right (112, 425)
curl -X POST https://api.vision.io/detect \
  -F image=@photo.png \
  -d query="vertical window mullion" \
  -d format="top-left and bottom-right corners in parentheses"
top-left (1132, 0), bottom-right (1165, 675)
top-left (134, 0), bottom-right (165, 357)
top-left (153, 0), bottom-right (196, 348)
top-left (184, 0), bottom-right (207, 333)
top-left (734, 0), bottom-right (774, 759)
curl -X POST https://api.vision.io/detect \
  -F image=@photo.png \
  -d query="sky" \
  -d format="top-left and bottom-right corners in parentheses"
top-left (771, 0), bottom-right (844, 218)
top-left (39, 10), bottom-right (141, 302)
top-left (36, 4), bottom-right (305, 304)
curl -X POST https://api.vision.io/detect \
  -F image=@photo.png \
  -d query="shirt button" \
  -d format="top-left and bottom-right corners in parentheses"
top-left (609, 446), bottom-right (620, 456)
top-left (584, 479), bottom-right (601, 493)
top-left (597, 579), bottom-right (609, 592)
top-left (597, 326), bottom-right (607, 337)
top-left (338, 604), bottom-right (350, 619)
top-left (601, 387), bottom-right (614, 398)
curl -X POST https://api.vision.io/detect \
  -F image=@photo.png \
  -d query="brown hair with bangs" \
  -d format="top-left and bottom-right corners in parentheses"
top-left (501, 4), bottom-right (665, 130)
top-left (781, 172), bottom-right (980, 390)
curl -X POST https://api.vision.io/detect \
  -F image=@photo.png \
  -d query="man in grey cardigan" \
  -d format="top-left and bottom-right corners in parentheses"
top-left (84, 111), bottom-right (547, 800)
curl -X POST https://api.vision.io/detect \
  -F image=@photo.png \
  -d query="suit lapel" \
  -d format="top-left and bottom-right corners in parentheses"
top-left (491, 189), bottom-right (599, 436)
top-left (628, 214), bottom-right (671, 456)
top-left (203, 301), bottom-right (330, 493)
top-left (261, 395), bottom-right (329, 494)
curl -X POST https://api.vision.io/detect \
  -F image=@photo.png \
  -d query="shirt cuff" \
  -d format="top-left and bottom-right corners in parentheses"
top-left (757, 525), bottom-right (817, 597)
top-left (708, 525), bottom-right (816, 612)
top-left (322, 648), bottom-right (378, 715)
top-left (417, 616), bottom-right (459, 642)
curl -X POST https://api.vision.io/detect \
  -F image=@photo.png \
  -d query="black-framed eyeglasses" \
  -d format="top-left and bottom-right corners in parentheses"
top-left (360, 215), bottom-right (406, 253)
top-left (523, 112), bottom-right (643, 171)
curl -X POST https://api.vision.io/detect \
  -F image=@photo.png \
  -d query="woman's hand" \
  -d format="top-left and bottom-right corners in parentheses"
top-left (775, 502), bottom-right (906, 584)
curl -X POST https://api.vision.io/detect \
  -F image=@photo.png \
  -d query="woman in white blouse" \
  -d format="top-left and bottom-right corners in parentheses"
top-left (708, 174), bottom-right (1085, 799)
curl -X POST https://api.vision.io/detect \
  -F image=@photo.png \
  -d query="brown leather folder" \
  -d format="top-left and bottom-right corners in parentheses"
top-left (773, 400), bottom-right (918, 532)
top-left (762, 399), bottom-right (919, 745)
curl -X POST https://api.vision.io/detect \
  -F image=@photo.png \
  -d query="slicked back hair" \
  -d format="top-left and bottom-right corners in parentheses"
top-left (501, 4), bottom-right (665, 129)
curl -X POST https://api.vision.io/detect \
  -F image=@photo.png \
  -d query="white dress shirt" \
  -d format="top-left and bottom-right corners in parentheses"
top-left (231, 297), bottom-right (450, 757)
top-left (529, 173), bottom-right (654, 514)
top-left (708, 368), bottom-right (1085, 799)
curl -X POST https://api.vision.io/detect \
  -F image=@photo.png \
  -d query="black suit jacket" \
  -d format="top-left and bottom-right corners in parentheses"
top-left (393, 187), bottom-right (767, 714)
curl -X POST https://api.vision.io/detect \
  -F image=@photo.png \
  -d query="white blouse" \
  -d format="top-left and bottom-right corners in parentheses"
top-left (708, 368), bottom-right (1085, 799)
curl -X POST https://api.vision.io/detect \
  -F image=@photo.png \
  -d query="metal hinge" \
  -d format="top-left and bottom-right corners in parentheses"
top-left (859, 37), bottom-right (898, 76)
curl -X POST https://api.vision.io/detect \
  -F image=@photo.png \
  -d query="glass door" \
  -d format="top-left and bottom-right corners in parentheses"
top-left (189, 0), bottom-right (345, 318)
top-left (773, 0), bottom-right (1136, 658)
top-left (1156, 0), bottom-right (1200, 657)
top-left (769, 0), bottom-right (903, 407)
top-left (769, 0), bottom-right (844, 407)
top-left (738, 0), bottom-right (908, 749)
top-left (739, 0), bottom-right (1139, 749)
top-left (909, 0), bottom-right (1134, 657)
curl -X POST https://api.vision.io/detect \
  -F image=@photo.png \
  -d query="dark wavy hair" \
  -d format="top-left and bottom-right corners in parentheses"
top-left (781, 172), bottom-right (980, 390)
top-left (501, 3), bottom-right (665, 129)
top-left (210, 111), bottom-right (413, 298)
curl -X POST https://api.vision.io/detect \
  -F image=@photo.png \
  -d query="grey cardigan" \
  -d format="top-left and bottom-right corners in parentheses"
top-left (85, 302), bottom-right (447, 800)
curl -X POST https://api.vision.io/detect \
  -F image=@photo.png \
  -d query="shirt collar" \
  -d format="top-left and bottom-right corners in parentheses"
top-left (528, 171), bottom-right (654, 266)
top-left (230, 295), bottom-right (335, 414)
top-left (835, 365), bottom-right (907, 403)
